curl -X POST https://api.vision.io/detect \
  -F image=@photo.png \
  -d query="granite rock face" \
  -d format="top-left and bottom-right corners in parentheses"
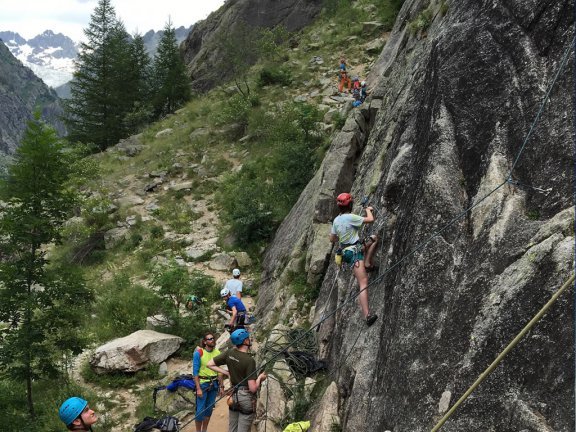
top-left (181, 0), bottom-right (323, 92)
top-left (256, 0), bottom-right (574, 430)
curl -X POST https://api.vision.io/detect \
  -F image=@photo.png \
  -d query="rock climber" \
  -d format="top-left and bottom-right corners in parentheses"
top-left (330, 192), bottom-right (379, 326)
top-left (221, 287), bottom-right (248, 332)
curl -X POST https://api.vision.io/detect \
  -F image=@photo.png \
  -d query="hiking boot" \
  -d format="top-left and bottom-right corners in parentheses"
top-left (366, 314), bottom-right (378, 326)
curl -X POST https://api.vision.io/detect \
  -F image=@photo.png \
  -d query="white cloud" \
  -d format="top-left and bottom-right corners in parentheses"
top-left (0, 0), bottom-right (225, 41)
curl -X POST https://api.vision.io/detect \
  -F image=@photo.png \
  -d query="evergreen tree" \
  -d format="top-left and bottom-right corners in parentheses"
top-left (123, 33), bottom-right (154, 132)
top-left (0, 115), bottom-right (93, 418)
top-left (152, 19), bottom-right (191, 117)
top-left (65, 0), bottom-right (137, 150)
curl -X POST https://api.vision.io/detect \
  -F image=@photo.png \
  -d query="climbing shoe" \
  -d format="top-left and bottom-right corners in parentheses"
top-left (366, 314), bottom-right (378, 326)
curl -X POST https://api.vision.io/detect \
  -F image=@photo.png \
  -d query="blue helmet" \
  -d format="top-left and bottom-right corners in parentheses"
top-left (230, 329), bottom-right (250, 346)
top-left (59, 397), bottom-right (87, 426)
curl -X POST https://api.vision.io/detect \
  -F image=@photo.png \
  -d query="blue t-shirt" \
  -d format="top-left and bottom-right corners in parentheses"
top-left (331, 213), bottom-right (364, 245)
top-left (227, 295), bottom-right (246, 312)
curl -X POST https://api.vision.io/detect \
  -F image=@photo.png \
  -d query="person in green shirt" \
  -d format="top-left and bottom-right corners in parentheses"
top-left (207, 329), bottom-right (267, 432)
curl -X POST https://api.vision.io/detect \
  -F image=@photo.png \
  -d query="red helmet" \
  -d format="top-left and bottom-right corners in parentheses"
top-left (336, 193), bottom-right (353, 207)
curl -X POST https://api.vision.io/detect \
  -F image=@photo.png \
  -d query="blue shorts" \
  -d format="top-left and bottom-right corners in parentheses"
top-left (196, 381), bottom-right (219, 420)
top-left (343, 245), bottom-right (364, 264)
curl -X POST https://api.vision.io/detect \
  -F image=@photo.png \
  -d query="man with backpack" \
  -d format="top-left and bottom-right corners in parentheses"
top-left (193, 332), bottom-right (224, 432)
top-left (59, 397), bottom-right (98, 431)
top-left (207, 329), bottom-right (267, 432)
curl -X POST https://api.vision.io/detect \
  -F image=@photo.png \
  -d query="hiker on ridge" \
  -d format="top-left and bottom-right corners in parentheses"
top-left (193, 332), bottom-right (224, 432)
top-left (59, 397), bottom-right (98, 431)
top-left (224, 268), bottom-right (243, 298)
top-left (330, 192), bottom-right (379, 326)
top-left (207, 329), bottom-right (267, 432)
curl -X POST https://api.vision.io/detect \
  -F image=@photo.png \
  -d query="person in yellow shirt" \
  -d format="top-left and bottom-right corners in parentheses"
top-left (193, 333), bottom-right (224, 432)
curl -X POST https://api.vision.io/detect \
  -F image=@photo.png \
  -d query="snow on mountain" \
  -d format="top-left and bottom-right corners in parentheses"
top-left (0, 27), bottom-right (192, 93)
top-left (0, 30), bottom-right (77, 89)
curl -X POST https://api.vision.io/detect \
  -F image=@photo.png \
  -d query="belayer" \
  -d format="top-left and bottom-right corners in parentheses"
top-left (330, 192), bottom-right (379, 326)
top-left (208, 329), bottom-right (267, 432)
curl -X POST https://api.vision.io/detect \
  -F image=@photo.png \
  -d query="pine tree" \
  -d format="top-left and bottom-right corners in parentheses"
top-left (0, 114), bottom-right (93, 418)
top-left (152, 19), bottom-right (191, 117)
top-left (123, 33), bottom-right (154, 132)
top-left (65, 0), bottom-right (136, 150)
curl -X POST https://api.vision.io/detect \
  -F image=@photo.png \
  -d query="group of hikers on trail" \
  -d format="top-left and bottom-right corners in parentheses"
top-left (58, 190), bottom-right (379, 431)
top-left (338, 57), bottom-right (368, 107)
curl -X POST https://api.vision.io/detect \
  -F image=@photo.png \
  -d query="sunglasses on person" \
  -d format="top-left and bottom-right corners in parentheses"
top-left (204, 337), bottom-right (215, 341)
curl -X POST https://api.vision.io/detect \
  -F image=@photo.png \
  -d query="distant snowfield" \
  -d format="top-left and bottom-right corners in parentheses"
top-left (7, 41), bottom-right (75, 88)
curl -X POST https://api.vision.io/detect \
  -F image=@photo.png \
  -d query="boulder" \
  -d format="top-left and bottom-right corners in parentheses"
top-left (208, 253), bottom-right (235, 271)
top-left (155, 128), bottom-right (173, 138)
top-left (115, 194), bottom-right (144, 208)
top-left (234, 251), bottom-right (252, 267)
top-left (90, 330), bottom-right (184, 374)
top-left (104, 227), bottom-right (129, 249)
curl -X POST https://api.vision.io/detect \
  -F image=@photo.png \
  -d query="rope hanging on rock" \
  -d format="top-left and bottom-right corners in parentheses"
top-left (431, 274), bottom-right (575, 432)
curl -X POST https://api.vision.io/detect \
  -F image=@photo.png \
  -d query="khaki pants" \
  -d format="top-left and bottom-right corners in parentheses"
top-left (228, 389), bottom-right (255, 432)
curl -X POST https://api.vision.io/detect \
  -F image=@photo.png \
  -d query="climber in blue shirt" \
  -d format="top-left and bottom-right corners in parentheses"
top-left (221, 287), bottom-right (247, 332)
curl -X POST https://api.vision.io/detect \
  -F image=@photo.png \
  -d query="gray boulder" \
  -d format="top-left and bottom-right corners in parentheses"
top-left (90, 330), bottom-right (184, 374)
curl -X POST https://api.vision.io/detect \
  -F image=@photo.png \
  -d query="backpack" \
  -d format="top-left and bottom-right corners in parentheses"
top-left (155, 415), bottom-right (180, 431)
top-left (133, 416), bottom-right (180, 432)
top-left (133, 417), bottom-right (159, 432)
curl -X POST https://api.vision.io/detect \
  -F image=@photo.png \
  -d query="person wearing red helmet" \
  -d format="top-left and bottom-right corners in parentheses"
top-left (330, 192), bottom-right (378, 326)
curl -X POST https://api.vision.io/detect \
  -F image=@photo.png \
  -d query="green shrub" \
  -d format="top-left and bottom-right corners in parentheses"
top-left (408, 6), bottom-right (434, 35)
top-left (216, 94), bottom-right (253, 128)
top-left (216, 164), bottom-right (277, 245)
top-left (150, 224), bottom-right (165, 239)
top-left (289, 271), bottom-right (320, 306)
top-left (92, 274), bottom-right (160, 342)
top-left (258, 65), bottom-right (292, 86)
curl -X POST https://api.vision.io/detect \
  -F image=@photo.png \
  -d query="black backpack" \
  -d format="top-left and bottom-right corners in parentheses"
top-left (133, 415), bottom-right (180, 432)
top-left (133, 417), bottom-right (158, 432)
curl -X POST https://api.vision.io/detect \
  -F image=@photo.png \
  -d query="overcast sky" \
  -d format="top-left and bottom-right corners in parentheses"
top-left (0, 0), bottom-right (226, 41)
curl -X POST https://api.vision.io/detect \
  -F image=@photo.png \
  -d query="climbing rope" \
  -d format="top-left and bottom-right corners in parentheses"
top-left (431, 273), bottom-right (575, 431)
top-left (178, 32), bottom-right (574, 432)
